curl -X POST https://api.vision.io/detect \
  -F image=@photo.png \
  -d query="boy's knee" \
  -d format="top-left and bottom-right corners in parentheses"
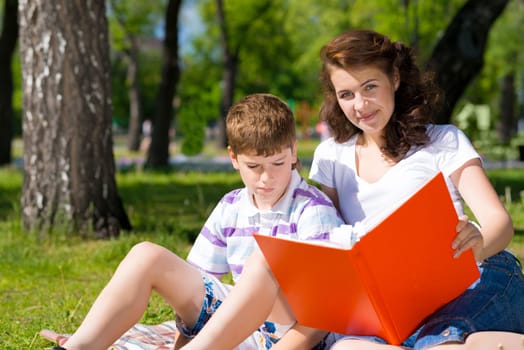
top-left (127, 241), bottom-right (166, 265)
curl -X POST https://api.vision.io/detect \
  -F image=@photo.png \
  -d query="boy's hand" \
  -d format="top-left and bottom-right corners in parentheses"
top-left (452, 215), bottom-right (483, 261)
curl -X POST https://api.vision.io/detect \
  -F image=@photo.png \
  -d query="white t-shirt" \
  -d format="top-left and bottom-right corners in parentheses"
top-left (309, 124), bottom-right (480, 236)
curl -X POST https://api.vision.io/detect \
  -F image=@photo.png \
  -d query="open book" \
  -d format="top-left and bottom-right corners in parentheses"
top-left (254, 172), bottom-right (480, 345)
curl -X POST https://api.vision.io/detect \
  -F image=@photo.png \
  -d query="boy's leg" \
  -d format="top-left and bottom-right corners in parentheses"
top-left (62, 241), bottom-right (205, 350)
top-left (182, 249), bottom-right (281, 350)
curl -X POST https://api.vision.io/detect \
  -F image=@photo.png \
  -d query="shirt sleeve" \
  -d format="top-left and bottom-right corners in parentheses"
top-left (430, 125), bottom-right (481, 176)
top-left (309, 139), bottom-right (337, 188)
top-left (186, 199), bottom-right (230, 277)
top-left (298, 204), bottom-right (344, 242)
top-left (293, 186), bottom-right (345, 241)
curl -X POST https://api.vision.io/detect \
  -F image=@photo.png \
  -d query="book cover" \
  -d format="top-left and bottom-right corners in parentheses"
top-left (254, 172), bottom-right (480, 345)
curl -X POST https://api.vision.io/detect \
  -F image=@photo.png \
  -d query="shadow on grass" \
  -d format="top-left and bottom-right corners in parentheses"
top-left (117, 172), bottom-right (243, 242)
top-left (0, 186), bottom-right (21, 221)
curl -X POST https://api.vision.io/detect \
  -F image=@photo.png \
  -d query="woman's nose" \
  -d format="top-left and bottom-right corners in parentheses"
top-left (353, 94), bottom-right (366, 111)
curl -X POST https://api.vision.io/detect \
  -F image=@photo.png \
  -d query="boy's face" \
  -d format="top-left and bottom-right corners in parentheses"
top-left (229, 143), bottom-right (297, 210)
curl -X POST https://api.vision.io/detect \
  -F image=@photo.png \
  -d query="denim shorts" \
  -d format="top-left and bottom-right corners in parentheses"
top-left (175, 272), bottom-right (294, 350)
top-left (326, 250), bottom-right (524, 350)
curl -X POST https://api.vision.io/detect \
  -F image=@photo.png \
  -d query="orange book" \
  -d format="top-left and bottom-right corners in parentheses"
top-left (254, 172), bottom-right (480, 345)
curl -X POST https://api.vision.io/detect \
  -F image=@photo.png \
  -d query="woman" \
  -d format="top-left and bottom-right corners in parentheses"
top-left (309, 29), bottom-right (524, 350)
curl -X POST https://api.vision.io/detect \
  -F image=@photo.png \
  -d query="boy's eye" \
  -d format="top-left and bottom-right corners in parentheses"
top-left (247, 164), bottom-right (259, 169)
top-left (273, 162), bottom-right (285, 166)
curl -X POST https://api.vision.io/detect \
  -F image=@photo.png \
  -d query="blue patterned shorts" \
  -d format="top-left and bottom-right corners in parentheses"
top-left (175, 272), bottom-right (294, 350)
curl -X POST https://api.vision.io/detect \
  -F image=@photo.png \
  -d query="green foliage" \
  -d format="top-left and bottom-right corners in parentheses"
top-left (177, 53), bottom-right (222, 155)
top-left (110, 42), bottom-right (163, 130)
top-left (137, 49), bottom-right (164, 120)
top-left (460, 0), bottom-right (524, 133)
top-left (111, 56), bottom-right (130, 128)
top-left (8, 0), bottom-right (523, 156)
top-left (108, 0), bottom-right (165, 51)
top-left (107, 0), bottom-right (165, 130)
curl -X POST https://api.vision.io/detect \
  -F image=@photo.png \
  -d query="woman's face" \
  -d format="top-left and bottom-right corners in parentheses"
top-left (330, 65), bottom-right (399, 137)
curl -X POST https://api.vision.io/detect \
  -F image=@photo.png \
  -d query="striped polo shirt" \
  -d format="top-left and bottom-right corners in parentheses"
top-left (187, 170), bottom-right (344, 282)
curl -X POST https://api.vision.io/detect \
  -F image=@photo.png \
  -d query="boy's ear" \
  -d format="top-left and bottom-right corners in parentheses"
top-left (227, 146), bottom-right (240, 170)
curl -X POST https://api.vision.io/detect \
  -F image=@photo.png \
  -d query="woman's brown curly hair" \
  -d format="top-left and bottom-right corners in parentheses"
top-left (319, 29), bottom-right (444, 159)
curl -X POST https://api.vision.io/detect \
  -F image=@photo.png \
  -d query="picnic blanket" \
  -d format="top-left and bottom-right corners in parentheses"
top-left (40, 320), bottom-right (178, 350)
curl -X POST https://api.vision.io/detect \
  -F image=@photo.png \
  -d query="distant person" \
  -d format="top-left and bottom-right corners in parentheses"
top-left (139, 119), bottom-right (152, 153)
top-left (315, 121), bottom-right (331, 141)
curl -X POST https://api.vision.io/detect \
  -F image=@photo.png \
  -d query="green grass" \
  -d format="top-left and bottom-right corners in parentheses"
top-left (1, 166), bottom-right (523, 349)
top-left (0, 169), bottom-right (244, 349)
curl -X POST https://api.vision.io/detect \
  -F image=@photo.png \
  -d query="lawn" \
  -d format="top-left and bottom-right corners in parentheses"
top-left (0, 165), bottom-right (523, 349)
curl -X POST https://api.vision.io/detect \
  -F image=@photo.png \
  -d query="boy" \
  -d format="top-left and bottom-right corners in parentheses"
top-left (44, 93), bottom-right (343, 350)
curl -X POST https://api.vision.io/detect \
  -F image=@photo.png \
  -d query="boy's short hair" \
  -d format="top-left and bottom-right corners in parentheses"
top-left (226, 93), bottom-right (296, 156)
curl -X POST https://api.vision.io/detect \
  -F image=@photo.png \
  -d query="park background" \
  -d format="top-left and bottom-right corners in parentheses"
top-left (1, 0), bottom-right (524, 348)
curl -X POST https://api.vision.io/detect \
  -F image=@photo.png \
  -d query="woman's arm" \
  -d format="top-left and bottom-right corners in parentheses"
top-left (450, 158), bottom-right (514, 262)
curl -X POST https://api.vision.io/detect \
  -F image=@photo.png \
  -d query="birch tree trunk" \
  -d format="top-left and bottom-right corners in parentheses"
top-left (19, 0), bottom-right (131, 238)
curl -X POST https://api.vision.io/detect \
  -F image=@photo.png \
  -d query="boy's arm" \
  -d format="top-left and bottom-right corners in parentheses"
top-left (271, 324), bottom-right (327, 350)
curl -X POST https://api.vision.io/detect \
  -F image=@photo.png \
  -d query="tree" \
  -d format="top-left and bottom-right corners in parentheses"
top-left (0, 0), bottom-right (18, 165)
top-left (109, 0), bottom-right (145, 152)
top-left (180, 0), bottom-right (513, 153)
top-left (108, 0), bottom-right (164, 152)
top-left (19, 0), bottom-right (131, 238)
top-left (146, 0), bottom-right (182, 168)
top-left (426, 0), bottom-right (511, 124)
top-left (482, 0), bottom-right (524, 143)
top-left (214, 0), bottom-right (235, 149)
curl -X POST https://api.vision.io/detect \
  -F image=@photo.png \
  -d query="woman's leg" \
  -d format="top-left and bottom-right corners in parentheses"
top-left (429, 331), bottom-right (524, 350)
top-left (63, 241), bottom-right (204, 350)
top-left (329, 339), bottom-right (406, 349)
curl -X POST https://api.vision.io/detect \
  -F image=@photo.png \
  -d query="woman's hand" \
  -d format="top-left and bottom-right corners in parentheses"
top-left (452, 215), bottom-right (484, 262)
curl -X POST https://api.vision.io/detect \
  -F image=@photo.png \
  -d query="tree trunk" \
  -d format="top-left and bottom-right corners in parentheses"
top-left (497, 72), bottom-right (516, 144)
top-left (146, 0), bottom-right (182, 168)
top-left (426, 0), bottom-right (510, 124)
top-left (214, 0), bottom-right (271, 149)
top-left (215, 0), bottom-right (237, 149)
top-left (19, 0), bottom-right (131, 238)
top-left (0, 0), bottom-right (18, 166)
top-left (125, 37), bottom-right (142, 152)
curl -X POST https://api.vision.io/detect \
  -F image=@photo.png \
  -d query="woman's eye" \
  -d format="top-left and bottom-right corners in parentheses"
top-left (339, 91), bottom-right (353, 99)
